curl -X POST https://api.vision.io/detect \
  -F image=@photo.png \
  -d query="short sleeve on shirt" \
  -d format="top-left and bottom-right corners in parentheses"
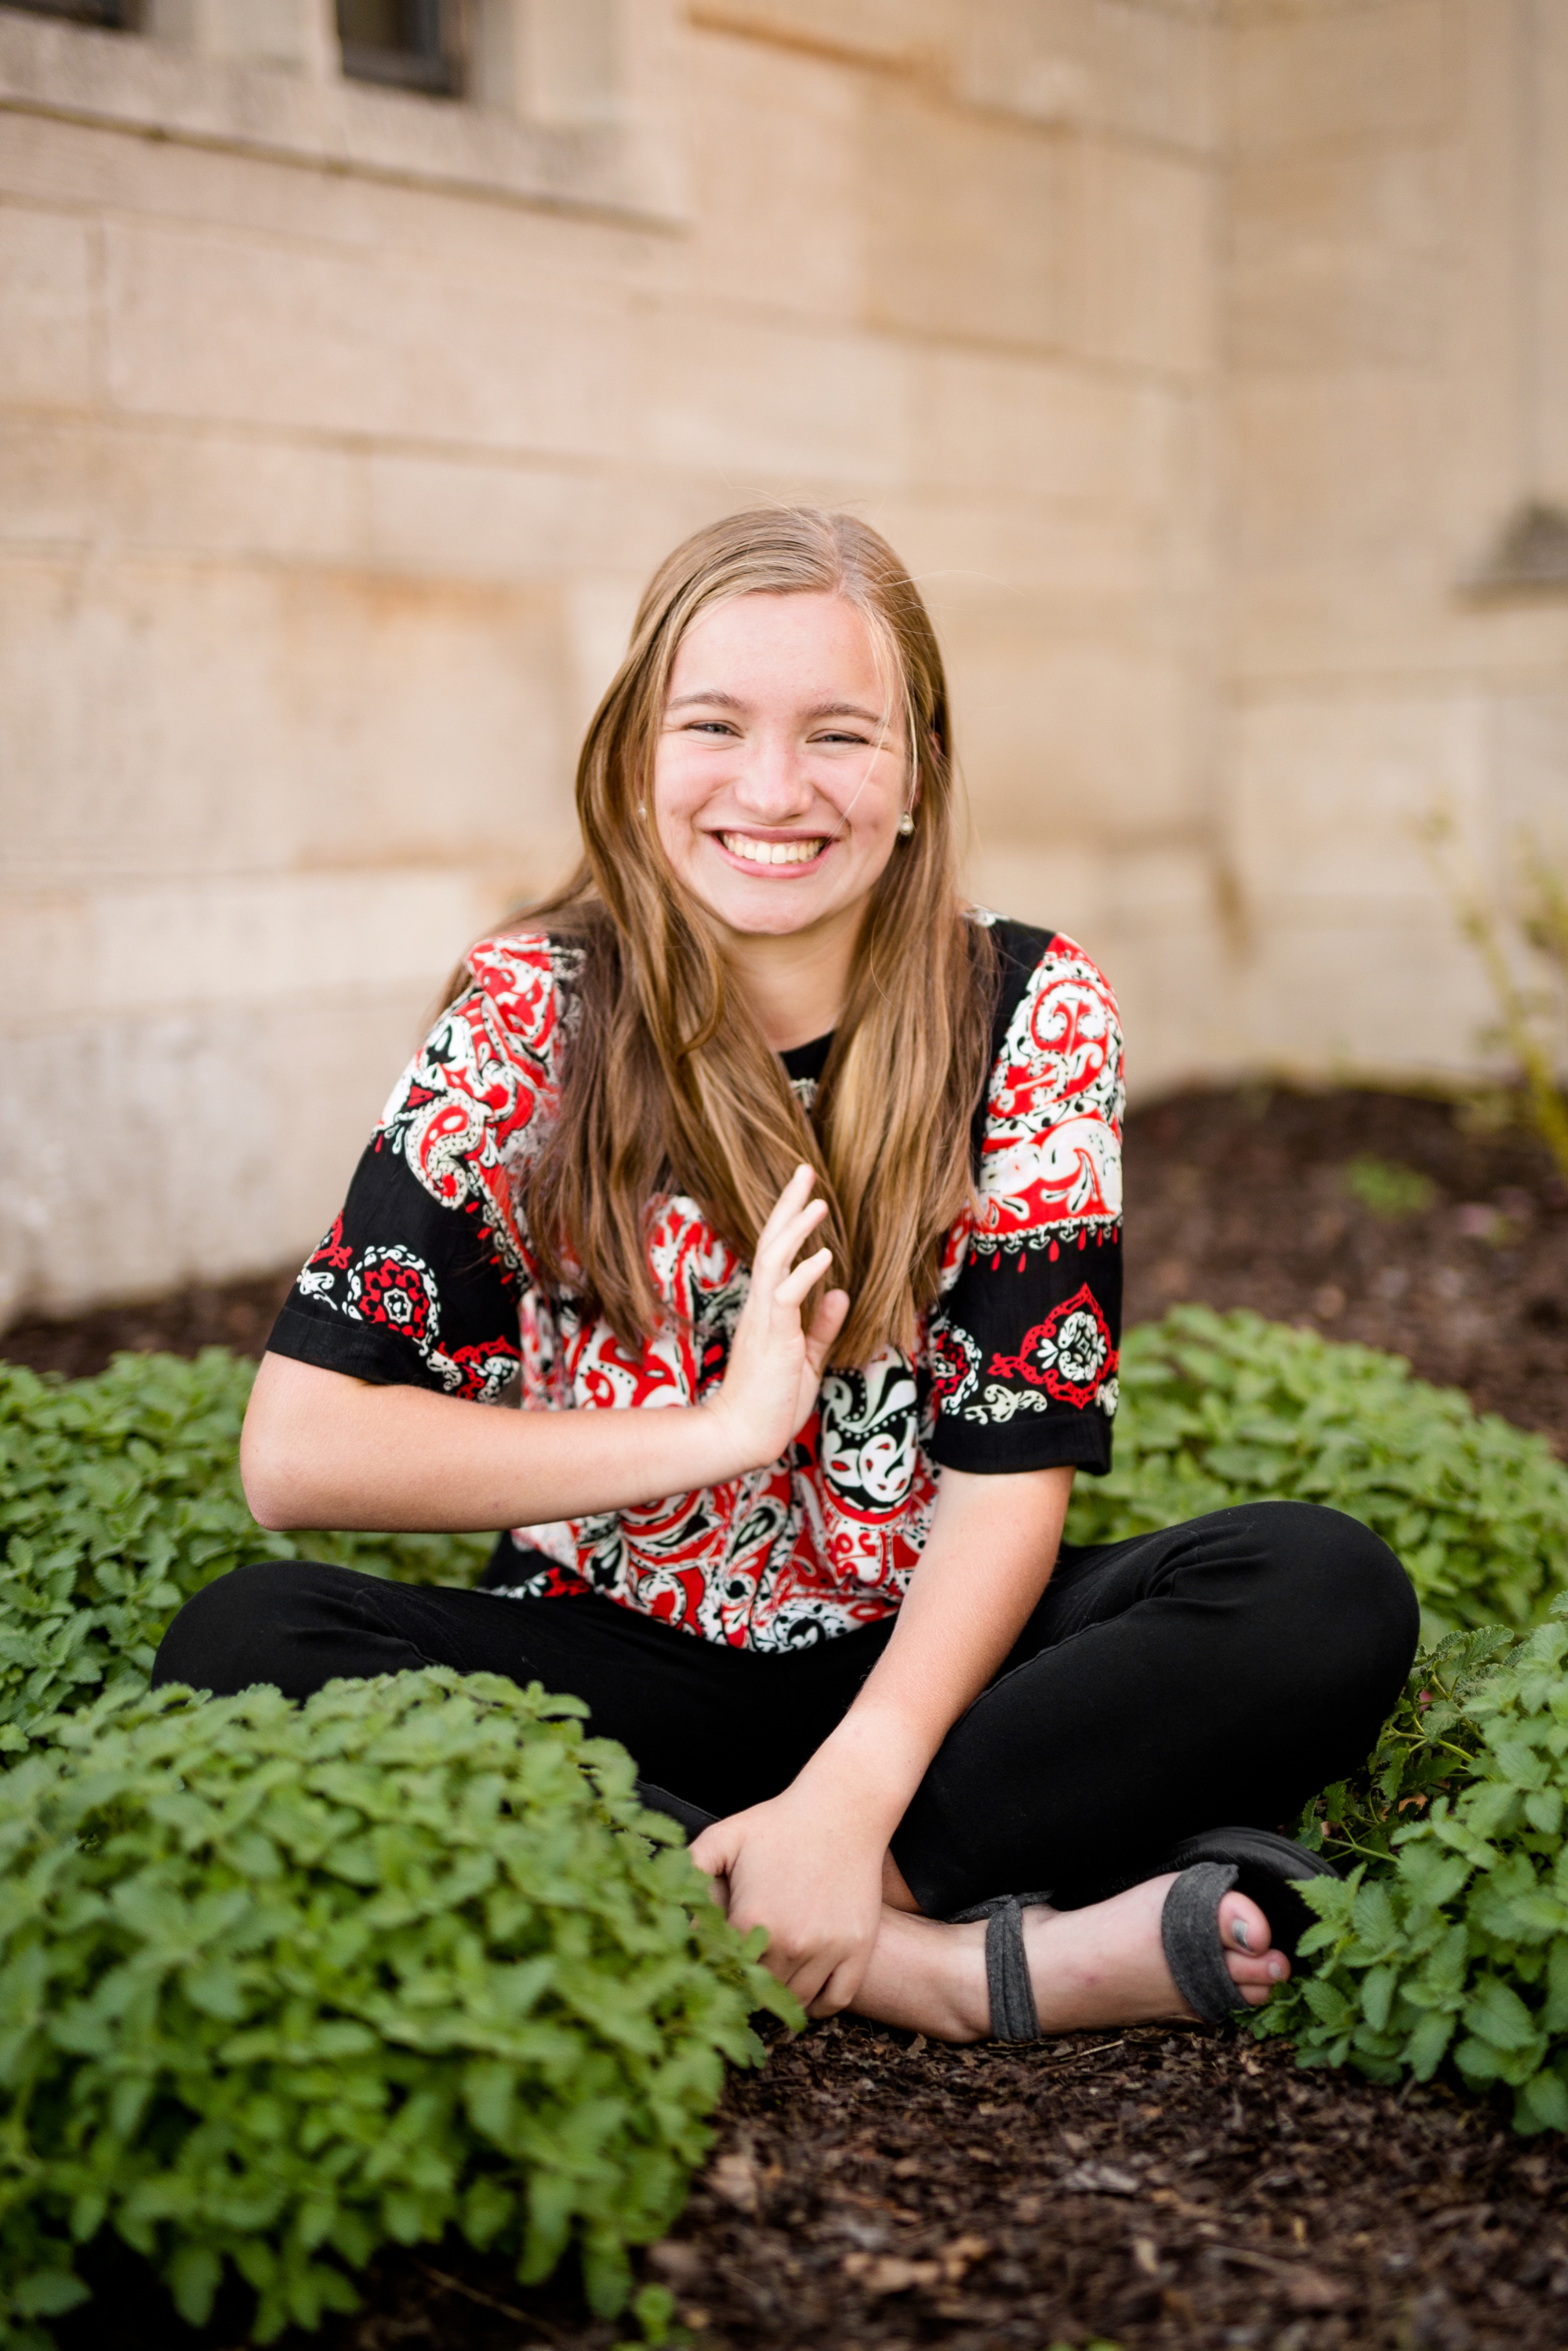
top-left (265, 935), bottom-right (565, 1403)
top-left (927, 921), bottom-right (1124, 1478)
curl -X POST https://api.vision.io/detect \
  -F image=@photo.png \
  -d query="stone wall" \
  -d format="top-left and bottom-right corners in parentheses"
top-left (1, 0), bottom-right (1563, 1322)
top-left (1222, 0), bottom-right (1568, 1079)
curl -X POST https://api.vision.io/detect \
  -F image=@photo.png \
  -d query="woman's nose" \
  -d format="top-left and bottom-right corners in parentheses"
top-left (730, 730), bottom-right (816, 819)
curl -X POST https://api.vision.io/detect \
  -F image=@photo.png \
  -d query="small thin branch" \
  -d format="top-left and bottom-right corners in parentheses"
top-left (414, 2260), bottom-right (568, 2341)
top-left (1042, 2037), bottom-right (1127, 2068)
top-left (1421, 810), bottom-right (1568, 1183)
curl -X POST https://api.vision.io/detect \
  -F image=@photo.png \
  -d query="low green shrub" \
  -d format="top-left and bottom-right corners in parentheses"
top-left (1065, 1306), bottom-right (1568, 1638)
top-left (0, 1354), bottom-right (493, 1748)
top-left (1341, 1155), bottom-right (1439, 1219)
top-left (0, 1669), bottom-right (793, 2345)
top-left (1255, 1602), bottom-right (1568, 2135)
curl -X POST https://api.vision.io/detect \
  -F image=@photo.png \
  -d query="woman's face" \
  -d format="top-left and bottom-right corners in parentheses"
top-left (651, 591), bottom-right (910, 944)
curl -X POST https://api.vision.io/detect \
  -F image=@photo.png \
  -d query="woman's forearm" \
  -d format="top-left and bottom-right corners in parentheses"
top-left (793, 1464), bottom-right (1076, 1840)
top-left (240, 1352), bottom-right (751, 1533)
top-left (244, 1177), bottom-right (848, 1537)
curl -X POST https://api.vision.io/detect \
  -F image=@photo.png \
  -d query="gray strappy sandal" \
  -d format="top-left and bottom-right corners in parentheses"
top-left (949, 1890), bottom-right (1056, 2041)
top-left (956, 1827), bottom-right (1340, 2041)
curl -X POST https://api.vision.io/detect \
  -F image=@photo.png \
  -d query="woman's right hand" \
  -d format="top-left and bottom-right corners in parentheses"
top-left (703, 1165), bottom-right (850, 1476)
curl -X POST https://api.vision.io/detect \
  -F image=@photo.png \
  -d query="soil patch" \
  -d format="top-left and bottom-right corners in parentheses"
top-left (7, 1082), bottom-right (1566, 1453)
top-left (13, 1084), bottom-right (1568, 2348)
top-left (54, 2015), bottom-right (1568, 2351)
top-left (0, 1270), bottom-right (294, 1381)
top-left (1120, 1084), bottom-right (1568, 1455)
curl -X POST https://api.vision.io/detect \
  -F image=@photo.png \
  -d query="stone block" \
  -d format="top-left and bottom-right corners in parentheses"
top-left (1229, 0), bottom-right (1455, 157)
top-left (1097, 847), bottom-right (1239, 1095)
top-left (1229, 691), bottom-right (1492, 920)
top-left (955, 0), bottom-right (1218, 155)
top-left (103, 217), bottom-right (633, 459)
top-left (2, 1008), bottom-right (279, 1322)
top-left (677, 23), bottom-right (864, 322)
top-left (1088, 0), bottom-right (1218, 152)
top-left (0, 869), bottom-right (490, 1032)
top-left (1074, 141), bottom-right (1215, 376)
top-left (2, 557), bottom-right (573, 880)
top-left (1235, 913), bottom-right (1493, 1085)
top-left (638, 304), bottom-right (913, 483)
top-left (1226, 376), bottom-right (1450, 575)
top-left (1231, 147), bottom-right (1453, 372)
top-left (909, 346), bottom-right (1177, 505)
top-left (887, 489), bottom-right (1160, 605)
top-left (686, 0), bottom-right (953, 72)
top-left (0, 416), bottom-right (401, 573)
top-left (144, 0), bottom-right (336, 75)
top-left (0, 204), bottom-right (96, 408)
top-left (0, 416), bottom-right (105, 549)
top-left (1493, 691), bottom-right (1568, 862)
top-left (359, 450), bottom-right (715, 590)
top-left (0, 989), bottom-right (440, 1323)
top-left (941, 599), bottom-right (1202, 843)
top-left (0, 417), bottom-right (365, 564)
top-left (864, 82), bottom-right (1069, 351)
top-left (965, 838), bottom-right (1113, 949)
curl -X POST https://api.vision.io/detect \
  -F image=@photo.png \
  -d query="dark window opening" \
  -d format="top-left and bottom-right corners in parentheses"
top-left (336, 0), bottom-right (461, 97)
top-left (4, 0), bottom-right (136, 25)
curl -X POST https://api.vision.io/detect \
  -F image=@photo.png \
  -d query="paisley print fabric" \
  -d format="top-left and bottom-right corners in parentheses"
top-left (268, 920), bottom-right (1124, 1649)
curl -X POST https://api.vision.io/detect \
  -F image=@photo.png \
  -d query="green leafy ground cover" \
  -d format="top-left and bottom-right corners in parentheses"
top-left (0, 1672), bottom-right (789, 2347)
top-left (1258, 1605), bottom-right (1568, 2135)
top-left (1065, 1304), bottom-right (1568, 1638)
top-left (5, 1322), bottom-right (1568, 2343)
top-left (0, 1353), bottom-right (492, 1748)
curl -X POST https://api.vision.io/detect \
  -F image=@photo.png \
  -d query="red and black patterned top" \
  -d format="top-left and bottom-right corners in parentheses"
top-left (269, 916), bottom-right (1124, 1651)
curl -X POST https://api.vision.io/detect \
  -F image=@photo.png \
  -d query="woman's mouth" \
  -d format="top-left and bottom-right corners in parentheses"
top-left (718, 833), bottom-right (829, 868)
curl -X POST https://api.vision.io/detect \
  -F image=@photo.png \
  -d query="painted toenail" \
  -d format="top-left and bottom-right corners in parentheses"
top-left (1268, 1956), bottom-right (1286, 1979)
top-left (1231, 1919), bottom-right (1250, 1950)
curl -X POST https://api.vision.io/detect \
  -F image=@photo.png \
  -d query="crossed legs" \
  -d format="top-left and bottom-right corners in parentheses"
top-left (153, 1503), bottom-right (1417, 2041)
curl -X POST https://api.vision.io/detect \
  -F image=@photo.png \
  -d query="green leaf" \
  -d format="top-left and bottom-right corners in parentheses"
top-left (1360, 1965), bottom-right (1396, 2033)
top-left (13, 2269), bottom-right (91, 2319)
top-left (167, 2243), bottom-right (223, 2327)
top-left (1517, 2065), bottom-right (1568, 2134)
top-left (1403, 2008), bottom-right (1455, 2080)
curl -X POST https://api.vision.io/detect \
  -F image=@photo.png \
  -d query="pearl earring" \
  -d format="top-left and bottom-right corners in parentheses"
top-left (897, 810), bottom-right (915, 836)
top-left (637, 803), bottom-right (647, 818)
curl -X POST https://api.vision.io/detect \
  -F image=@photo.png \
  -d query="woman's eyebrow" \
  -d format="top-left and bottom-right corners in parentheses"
top-left (666, 688), bottom-right (746, 711)
top-left (803, 699), bottom-right (887, 725)
top-left (665, 690), bottom-right (891, 726)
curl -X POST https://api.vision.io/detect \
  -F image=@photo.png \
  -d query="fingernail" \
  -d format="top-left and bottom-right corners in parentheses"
top-left (1231, 1919), bottom-right (1250, 1951)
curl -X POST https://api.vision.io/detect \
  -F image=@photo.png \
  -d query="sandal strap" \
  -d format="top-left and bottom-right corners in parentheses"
top-left (985, 1897), bottom-right (1040, 2041)
top-left (1160, 1859), bottom-right (1244, 2022)
top-left (1160, 1825), bottom-right (1338, 1961)
top-left (949, 1890), bottom-right (1052, 2041)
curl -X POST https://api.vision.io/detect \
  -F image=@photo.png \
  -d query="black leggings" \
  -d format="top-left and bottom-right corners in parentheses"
top-left (151, 1502), bottom-right (1417, 1919)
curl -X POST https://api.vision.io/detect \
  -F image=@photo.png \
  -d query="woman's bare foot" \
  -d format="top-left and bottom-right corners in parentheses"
top-left (845, 1875), bottom-right (1290, 2041)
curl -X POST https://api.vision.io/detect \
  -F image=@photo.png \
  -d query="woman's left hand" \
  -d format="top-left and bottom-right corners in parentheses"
top-left (690, 1786), bottom-right (887, 2014)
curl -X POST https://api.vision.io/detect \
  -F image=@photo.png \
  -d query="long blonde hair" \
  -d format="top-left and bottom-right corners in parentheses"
top-left (513, 506), bottom-right (997, 1366)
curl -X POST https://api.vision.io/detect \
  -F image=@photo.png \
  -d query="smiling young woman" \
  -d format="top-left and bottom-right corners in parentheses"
top-left (153, 509), bottom-right (1420, 2041)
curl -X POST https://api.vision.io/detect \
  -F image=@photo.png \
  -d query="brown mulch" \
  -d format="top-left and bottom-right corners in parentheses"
top-left (0, 1269), bottom-right (295, 1382)
top-left (1120, 1083), bottom-right (1568, 1456)
top-left (12, 1083), bottom-right (1568, 2349)
top-left (7, 1079), bottom-right (1567, 1453)
top-left (54, 2015), bottom-right (1568, 2351)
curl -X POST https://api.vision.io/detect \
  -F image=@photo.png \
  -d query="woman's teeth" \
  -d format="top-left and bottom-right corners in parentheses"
top-left (720, 833), bottom-right (826, 866)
